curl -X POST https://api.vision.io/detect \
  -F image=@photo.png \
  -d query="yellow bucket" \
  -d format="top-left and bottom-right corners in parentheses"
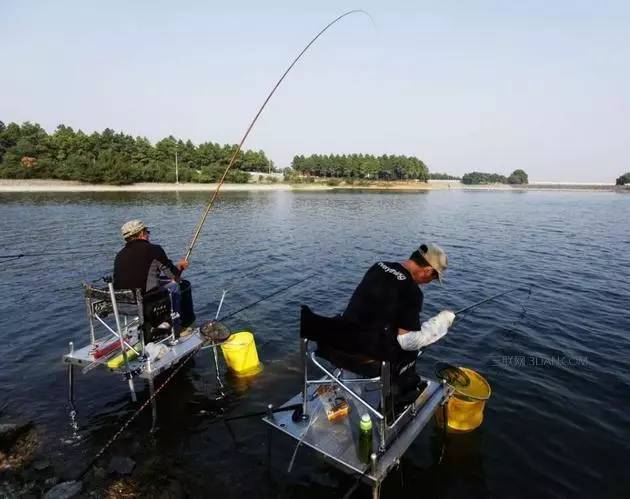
top-left (220, 331), bottom-right (262, 377)
top-left (438, 367), bottom-right (491, 432)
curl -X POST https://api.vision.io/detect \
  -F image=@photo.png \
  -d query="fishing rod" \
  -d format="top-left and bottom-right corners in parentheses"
top-left (207, 402), bottom-right (303, 424)
top-left (183, 9), bottom-right (372, 262)
top-left (455, 286), bottom-right (531, 316)
top-left (218, 272), bottom-right (317, 322)
top-left (0, 250), bottom-right (101, 261)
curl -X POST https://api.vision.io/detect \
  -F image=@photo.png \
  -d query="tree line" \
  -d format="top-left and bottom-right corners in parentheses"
top-left (0, 121), bottom-right (274, 184)
top-left (291, 154), bottom-right (429, 180)
top-left (428, 172), bottom-right (461, 180)
top-left (2, 120), bottom-right (540, 187)
top-left (462, 169), bottom-right (529, 185)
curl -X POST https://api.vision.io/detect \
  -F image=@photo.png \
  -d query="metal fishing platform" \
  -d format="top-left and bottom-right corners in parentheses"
top-left (62, 279), bottom-right (226, 431)
top-left (263, 306), bottom-right (453, 499)
top-left (63, 327), bottom-right (204, 379)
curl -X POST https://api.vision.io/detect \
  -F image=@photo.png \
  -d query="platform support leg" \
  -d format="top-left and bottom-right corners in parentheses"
top-left (301, 339), bottom-right (309, 418)
top-left (370, 453), bottom-right (380, 498)
top-left (266, 404), bottom-right (273, 474)
top-left (67, 342), bottom-right (80, 438)
top-left (67, 344), bottom-right (75, 407)
top-left (211, 344), bottom-right (224, 397)
top-left (149, 377), bottom-right (158, 433)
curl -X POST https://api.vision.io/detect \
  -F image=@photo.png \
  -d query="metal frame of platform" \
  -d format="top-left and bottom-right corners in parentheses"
top-left (62, 280), bottom-right (217, 432)
top-left (263, 338), bottom-right (451, 499)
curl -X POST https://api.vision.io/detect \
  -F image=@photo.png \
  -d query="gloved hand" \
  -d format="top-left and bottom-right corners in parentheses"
top-left (438, 310), bottom-right (455, 328)
top-left (397, 310), bottom-right (455, 351)
top-left (177, 259), bottom-right (189, 271)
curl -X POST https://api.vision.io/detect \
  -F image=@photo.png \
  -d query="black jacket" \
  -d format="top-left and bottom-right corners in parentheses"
top-left (343, 261), bottom-right (423, 332)
top-left (113, 239), bottom-right (180, 292)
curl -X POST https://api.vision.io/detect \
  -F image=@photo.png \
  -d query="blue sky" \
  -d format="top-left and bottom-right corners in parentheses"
top-left (1, 1), bottom-right (628, 182)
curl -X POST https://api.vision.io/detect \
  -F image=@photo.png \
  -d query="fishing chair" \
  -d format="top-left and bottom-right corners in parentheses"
top-left (83, 283), bottom-right (144, 350)
top-left (299, 305), bottom-right (425, 453)
top-left (83, 279), bottom-right (180, 357)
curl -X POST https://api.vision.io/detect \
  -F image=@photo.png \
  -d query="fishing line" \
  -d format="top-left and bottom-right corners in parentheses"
top-left (76, 348), bottom-right (199, 480)
top-left (184, 9), bottom-right (374, 262)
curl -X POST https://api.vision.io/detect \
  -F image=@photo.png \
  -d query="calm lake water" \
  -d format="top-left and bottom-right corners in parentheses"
top-left (1, 190), bottom-right (629, 498)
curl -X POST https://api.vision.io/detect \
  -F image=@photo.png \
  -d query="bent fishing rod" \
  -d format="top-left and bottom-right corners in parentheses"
top-left (183, 9), bottom-right (372, 262)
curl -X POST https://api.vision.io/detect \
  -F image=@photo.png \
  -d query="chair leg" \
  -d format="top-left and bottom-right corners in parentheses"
top-left (379, 361), bottom-right (390, 451)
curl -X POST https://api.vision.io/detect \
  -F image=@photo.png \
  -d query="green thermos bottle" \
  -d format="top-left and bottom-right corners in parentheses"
top-left (358, 413), bottom-right (373, 463)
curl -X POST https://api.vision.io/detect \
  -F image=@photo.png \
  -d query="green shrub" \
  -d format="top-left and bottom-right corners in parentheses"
top-left (507, 169), bottom-right (529, 185)
top-left (616, 172), bottom-right (630, 185)
top-left (462, 172), bottom-right (508, 185)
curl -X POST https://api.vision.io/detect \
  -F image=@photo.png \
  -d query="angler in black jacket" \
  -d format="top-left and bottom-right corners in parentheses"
top-left (113, 219), bottom-right (189, 292)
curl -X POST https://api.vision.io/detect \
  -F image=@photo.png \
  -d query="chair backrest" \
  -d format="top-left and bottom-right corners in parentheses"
top-left (300, 305), bottom-right (397, 362)
top-left (83, 283), bottom-right (140, 317)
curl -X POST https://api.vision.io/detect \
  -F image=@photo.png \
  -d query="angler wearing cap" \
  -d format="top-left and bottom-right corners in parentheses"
top-left (113, 219), bottom-right (189, 292)
top-left (343, 243), bottom-right (455, 354)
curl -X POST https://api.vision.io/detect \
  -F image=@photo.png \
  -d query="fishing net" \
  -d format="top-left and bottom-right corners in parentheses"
top-left (200, 320), bottom-right (231, 346)
top-left (435, 362), bottom-right (470, 389)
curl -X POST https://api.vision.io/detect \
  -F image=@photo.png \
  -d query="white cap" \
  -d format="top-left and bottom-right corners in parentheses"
top-left (417, 243), bottom-right (448, 284)
top-left (121, 219), bottom-right (147, 239)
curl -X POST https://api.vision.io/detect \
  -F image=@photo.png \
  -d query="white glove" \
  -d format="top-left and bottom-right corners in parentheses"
top-left (397, 310), bottom-right (455, 351)
top-left (438, 310), bottom-right (455, 328)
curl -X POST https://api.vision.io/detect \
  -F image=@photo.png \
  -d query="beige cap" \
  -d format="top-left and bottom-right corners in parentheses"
top-left (418, 243), bottom-right (448, 284)
top-left (121, 219), bottom-right (147, 239)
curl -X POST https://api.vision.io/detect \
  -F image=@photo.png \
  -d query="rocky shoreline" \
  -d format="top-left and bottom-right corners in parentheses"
top-left (0, 420), bottom-right (188, 499)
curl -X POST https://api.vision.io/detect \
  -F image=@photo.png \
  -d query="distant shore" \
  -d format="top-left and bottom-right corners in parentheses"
top-left (0, 179), bottom-right (624, 193)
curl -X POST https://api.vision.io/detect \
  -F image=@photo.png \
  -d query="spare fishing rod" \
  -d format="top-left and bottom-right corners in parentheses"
top-left (0, 249), bottom-right (104, 265)
top-left (183, 9), bottom-right (372, 262)
top-left (206, 402), bottom-right (303, 424)
top-left (455, 286), bottom-right (531, 316)
top-left (218, 272), bottom-right (317, 322)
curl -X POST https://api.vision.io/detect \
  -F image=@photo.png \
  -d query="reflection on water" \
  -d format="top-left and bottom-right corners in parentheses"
top-left (1, 190), bottom-right (629, 498)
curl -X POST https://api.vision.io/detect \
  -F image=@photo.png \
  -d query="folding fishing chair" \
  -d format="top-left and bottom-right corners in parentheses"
top-left (299, 305), bottom-right (427, 453)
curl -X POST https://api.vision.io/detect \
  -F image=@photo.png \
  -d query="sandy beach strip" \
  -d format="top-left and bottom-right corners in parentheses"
top-left (0, 179), bottom-right (297, 192)
top-left (0, 179), bottom-right (446, 192)
top-left (0, 179), bottom-right (621, 193)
